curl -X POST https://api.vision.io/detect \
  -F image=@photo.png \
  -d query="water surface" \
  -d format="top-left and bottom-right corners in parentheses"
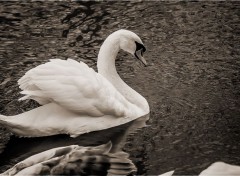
top-left (0, 1), bottom-right (240, 175)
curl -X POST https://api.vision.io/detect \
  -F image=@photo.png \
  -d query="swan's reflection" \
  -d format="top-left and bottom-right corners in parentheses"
top-left (0, 114), bottom-right (149, 175)
top-left (1, 142), bottom-right (137, 175)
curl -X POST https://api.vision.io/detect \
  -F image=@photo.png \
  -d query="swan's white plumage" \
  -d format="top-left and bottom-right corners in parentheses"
top-left (18, 59), bottom-right (140, 118)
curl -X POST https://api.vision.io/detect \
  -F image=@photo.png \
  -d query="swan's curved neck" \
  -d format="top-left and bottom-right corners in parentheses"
top-left (97, 34), bottom-right (119, 77)
top-left (97, 34), bottom-right (149, 113)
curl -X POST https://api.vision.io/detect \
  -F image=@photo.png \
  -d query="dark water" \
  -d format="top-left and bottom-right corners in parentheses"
top-left (0, 1), bottom-right (240, 175)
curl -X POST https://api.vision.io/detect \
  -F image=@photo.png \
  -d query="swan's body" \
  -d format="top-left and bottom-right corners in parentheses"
top-left (1, 142), bottom-right (137, 175)
top-left (0, 29), bottom-right (149, 137)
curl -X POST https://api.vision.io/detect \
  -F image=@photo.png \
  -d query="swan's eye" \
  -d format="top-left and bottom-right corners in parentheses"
top-left (135, 41), bottom-right (146, 55)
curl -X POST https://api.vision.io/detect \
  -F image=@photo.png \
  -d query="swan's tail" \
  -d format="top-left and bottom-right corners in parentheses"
top-left (0, 114), bottom-right (9, 126)
top-left (0, 114), bottom-right (30, 137)
top-left (0, 114), bottom-right (17, 135)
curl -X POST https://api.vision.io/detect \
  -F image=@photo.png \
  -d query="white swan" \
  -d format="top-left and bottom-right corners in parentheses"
top-left (0, 29), bottom-right (149, 137)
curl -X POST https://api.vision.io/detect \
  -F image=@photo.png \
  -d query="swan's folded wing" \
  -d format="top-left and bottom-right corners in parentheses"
top-left (18, 59), bottom-right (136, 117)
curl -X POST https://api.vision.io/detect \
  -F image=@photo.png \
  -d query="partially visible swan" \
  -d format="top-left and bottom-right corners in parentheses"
top-left (199, 162), bottom-right (240, 176)
top-left (0, 29), bottom-right (149, 137)
top-left (158, 170), bottom-right (175, 176)
top-left (159, 162), bottom-right (240, 176)
top-left (1, 142), bottom-right (137, 175)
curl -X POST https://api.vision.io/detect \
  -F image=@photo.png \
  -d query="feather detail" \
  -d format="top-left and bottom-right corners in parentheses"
top-left (18, 59), bottom-right (141, 118)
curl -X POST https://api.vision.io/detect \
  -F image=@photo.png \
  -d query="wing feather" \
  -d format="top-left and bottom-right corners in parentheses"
top-left (18, 59), bottom-right (136, 117)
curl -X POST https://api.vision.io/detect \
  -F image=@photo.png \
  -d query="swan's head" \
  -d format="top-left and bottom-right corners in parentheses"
top-left (116, 29), bottom-right (147, 66)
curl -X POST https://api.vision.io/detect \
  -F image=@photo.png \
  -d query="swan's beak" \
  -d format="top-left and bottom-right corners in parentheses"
top-left (135, 50), bottom-right (148, 67)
